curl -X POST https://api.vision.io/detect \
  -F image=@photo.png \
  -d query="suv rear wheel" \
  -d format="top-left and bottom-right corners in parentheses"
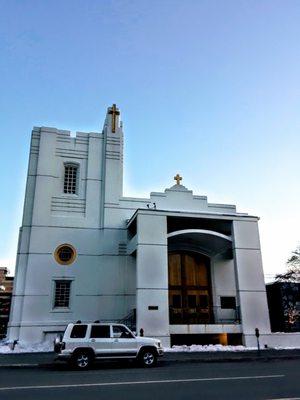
top-left (71, 350), bottom-right (93, 370)
top-left (139, 349), bottom-right (157, 368)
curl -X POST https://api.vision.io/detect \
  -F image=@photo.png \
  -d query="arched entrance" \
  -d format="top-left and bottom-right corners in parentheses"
top-left (168, 251), bottom-right (214, 324)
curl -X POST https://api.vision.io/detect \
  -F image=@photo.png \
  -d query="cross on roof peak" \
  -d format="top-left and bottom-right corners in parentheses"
top-left (108, 104), bottom-right (120, 133)
top-left (174, 174), bottom-right (182, 185)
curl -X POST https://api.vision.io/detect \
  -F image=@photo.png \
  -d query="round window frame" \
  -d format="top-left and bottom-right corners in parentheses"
top-left (54, 244), bottom-right (77, 266)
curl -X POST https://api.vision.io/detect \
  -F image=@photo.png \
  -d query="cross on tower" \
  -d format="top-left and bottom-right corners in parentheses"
top-left (174, 174), bottom-right (182, 185)
top-left (108, 104), bottom-right (120, 133)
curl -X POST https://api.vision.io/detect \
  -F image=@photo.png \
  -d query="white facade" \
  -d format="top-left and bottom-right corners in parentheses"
top-left (8, 105), bottom-right (299, 348)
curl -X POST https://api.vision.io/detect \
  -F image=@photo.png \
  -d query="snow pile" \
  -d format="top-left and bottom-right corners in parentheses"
top-left (0, 339), bottom-right (53, 354)
top-left (165, 344), bottom-right (256, 352)
top-left (0, 341), bottom-right (299, 354)
top-left (269, 346), bottom-right (300, 350)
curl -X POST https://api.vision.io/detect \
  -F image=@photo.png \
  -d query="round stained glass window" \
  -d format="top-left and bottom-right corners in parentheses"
top-left (54, 244), bottom-right (76, 265)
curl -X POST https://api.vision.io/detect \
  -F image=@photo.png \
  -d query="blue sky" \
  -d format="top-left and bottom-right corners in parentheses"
top-left (0, 0), bottom-right (299, 278)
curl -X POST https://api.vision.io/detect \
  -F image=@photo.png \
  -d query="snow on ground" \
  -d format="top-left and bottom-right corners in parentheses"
top-left (0, 340), bottom-right (53, 353)
top-left (165, 345), bottom-right (255, 352)
top-left (165, 344), bottom-right (300, 352)
top-left (0, 340), bottom-right (299, 354)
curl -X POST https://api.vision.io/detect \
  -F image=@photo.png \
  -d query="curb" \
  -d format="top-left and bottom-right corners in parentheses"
top-left (162, 354), bottom-right (300, 364)
top-left (1, 354), bottom-right (300, 369)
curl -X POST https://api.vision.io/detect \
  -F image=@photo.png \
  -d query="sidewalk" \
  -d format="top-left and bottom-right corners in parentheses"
top-left (0, 349), bottom-right (300, 368)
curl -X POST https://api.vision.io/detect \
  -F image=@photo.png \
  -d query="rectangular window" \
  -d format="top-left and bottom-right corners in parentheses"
top-left (54, 281), bottom-right (71, 308)
top-left (188, 295), bottom-right (197, 308)
top-left (221, 296), bottom-right (236, 309)
top-left (172, 295), bottom-right (181, 308)
top-left (90, 325), bottom-right (110, 338)
top-left (199, 295), bottom-right (209, 308)
top-left (64, 165), bottom-right (78, 194)
top-left (112, 325), bottom-right (134, 339)
top-left (70, 324), bottom-right (87, 339)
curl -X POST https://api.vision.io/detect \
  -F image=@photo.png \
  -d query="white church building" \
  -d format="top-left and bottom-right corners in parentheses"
top-left (8, 105), bottom-right (300, 348)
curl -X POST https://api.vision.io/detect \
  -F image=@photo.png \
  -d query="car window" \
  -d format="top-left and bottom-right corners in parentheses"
top-left (90, 325), bottom-right (110, 338)
top-left (70, 324), bottom-right (87, 338)
top-left (113, 325), bottom-right (134, 339)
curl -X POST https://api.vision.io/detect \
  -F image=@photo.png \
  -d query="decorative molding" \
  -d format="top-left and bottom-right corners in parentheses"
top-left (55, 147), bottom-right (88, 159)
top-left (118, 242), bottom-right (127, 255)
top-left (51, 196), bottom-right (86, 215)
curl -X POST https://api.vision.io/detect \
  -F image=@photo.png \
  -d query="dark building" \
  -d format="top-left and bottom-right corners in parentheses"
top-left (266, 281), bottom-right (300, 332)
top-left (0, 268), bottom-right (14, 339)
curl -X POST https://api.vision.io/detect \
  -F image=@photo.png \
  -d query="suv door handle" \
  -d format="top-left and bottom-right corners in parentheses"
top-left (90, 339), bottom-right (95, 343)
top-left (114, 339), bottom-right (118, 342)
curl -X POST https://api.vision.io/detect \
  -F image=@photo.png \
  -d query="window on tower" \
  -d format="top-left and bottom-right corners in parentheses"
top-left (54, 244), bottom-right (77, 265)
top-left (54, 280), bottom-right (71, 308)
top-left (64, 164), bottom-right (78, 194)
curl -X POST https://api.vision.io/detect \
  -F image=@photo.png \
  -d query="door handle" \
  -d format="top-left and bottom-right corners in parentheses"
top-left (90, 339), bottom-right (95, 343)
top-left (114, 339), bottom-right (118, 342)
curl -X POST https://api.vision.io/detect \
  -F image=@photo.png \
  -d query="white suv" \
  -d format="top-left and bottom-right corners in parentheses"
top-left (54, 322), bottom-right (163, 369)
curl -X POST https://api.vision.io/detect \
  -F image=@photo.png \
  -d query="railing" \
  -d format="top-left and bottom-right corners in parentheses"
top-left (118, 309), bottom-right (136, 331)
top-left (169, 306), bottom-right (240, 325)
top-left (110, 306), bottom-right (240, 331)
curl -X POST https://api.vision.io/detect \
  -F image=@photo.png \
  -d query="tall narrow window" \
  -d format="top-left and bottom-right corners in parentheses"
top-left (64, 164), bottom-right (78, 194)
top-left (54, 281), bottom-right (71, 308)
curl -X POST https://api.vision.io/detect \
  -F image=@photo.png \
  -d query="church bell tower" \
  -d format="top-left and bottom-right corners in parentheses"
top-left (101, 104), bottom-right (124, 226)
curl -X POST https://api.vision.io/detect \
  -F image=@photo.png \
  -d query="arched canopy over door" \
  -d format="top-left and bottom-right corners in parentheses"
top-left (168, 229), bottom-right (232, 258)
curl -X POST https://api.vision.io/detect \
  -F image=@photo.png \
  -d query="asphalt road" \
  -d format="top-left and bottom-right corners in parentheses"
top-left (0, 359), bottom-right (299, 400)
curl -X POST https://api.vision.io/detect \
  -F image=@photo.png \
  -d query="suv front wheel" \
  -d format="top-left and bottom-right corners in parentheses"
top-left (139, 348), bottom-right (157, 368)
top-left (71, 349), bottom-right (93, 370)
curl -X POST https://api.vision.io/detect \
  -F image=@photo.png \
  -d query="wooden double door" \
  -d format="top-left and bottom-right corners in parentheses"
top-left (168, 252), bottom-right (213, 324)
